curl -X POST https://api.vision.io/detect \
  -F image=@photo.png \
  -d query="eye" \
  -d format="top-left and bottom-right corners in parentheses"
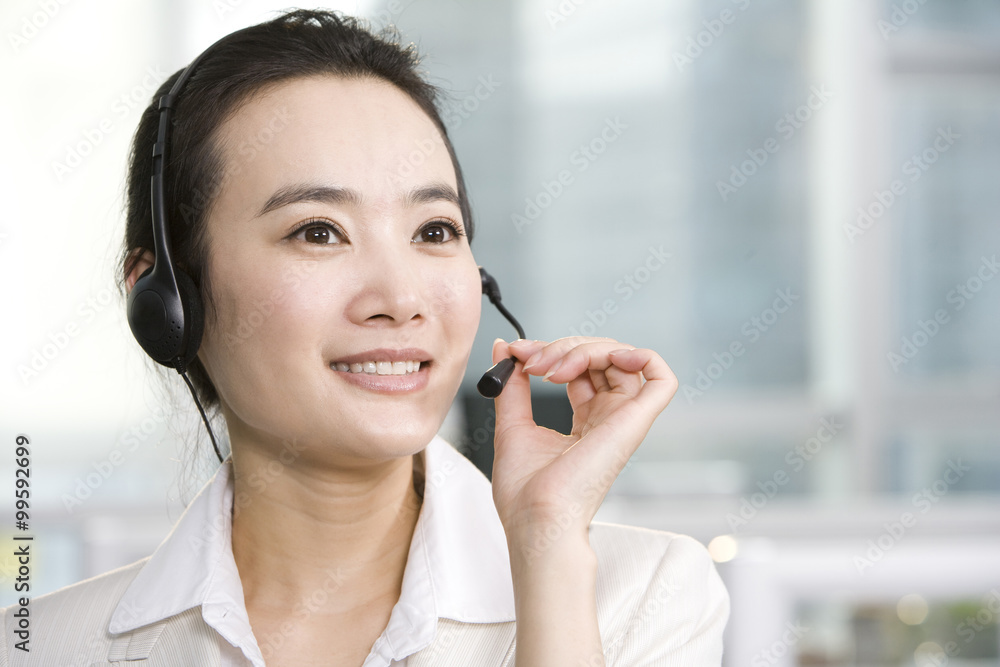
top-left (414, 219), bottom-right (464, 244)
top-left (289, 219), bottom-right (345, 245)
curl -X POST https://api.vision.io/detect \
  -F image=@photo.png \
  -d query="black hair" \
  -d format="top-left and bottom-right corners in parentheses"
top-left (119, 8), bottom-right (474, 412)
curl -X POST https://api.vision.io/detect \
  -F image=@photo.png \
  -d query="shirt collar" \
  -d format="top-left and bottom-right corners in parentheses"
top-left (413, 435), bottom-right (515, 623)
top-left (109, 436), bottom-right (515, 653)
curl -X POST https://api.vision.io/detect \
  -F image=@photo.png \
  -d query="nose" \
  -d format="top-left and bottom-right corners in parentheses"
top-left (344, 249), bottom-right (426, 328)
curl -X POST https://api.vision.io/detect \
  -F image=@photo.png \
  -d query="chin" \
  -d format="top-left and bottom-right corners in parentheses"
top-left (333, 421), bottom-right (441, 462)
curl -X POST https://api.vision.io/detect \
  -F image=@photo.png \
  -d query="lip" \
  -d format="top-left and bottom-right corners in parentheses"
top-left (331, 348), bottom-right (432, 365)
top-left (329, 347), bottom-right (432, 395)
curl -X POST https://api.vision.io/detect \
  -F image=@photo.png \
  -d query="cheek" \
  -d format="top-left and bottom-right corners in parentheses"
top-left (431, 265), bottom-right (482, 347)
top-left (201, 256), bottom-right (325, 386)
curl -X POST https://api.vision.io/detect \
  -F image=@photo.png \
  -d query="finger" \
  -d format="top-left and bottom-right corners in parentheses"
top-left (508, 336), bottom-right (620, 374)
top-left (565, 350), bottom-right (678, 477)
top-left (535, 341), bottom-right (639, 384)
top-left (588, 368), bottom-right (610, 393)
top-left (506, 338), bottom-right (546, 357)
top-left (524, 337), bottom-right (632, 382)
top-left (605, 348), bottom-right (679, 414)
top-left (489, 338), bottom-right (534, 435)
top-left (565, 372), bottom-right (598, 413)
top-left (602, 361), bottom-right (643, 396)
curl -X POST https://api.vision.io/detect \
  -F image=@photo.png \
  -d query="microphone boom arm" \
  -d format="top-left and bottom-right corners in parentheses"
top-left (477, 268), bottom-right (526, 398)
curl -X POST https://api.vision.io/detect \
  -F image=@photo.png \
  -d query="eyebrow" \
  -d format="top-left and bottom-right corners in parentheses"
top-left (256, 182), bottom-right (460, 218)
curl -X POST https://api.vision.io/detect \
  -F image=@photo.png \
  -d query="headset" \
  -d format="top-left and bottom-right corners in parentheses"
top-left (126, 25), bottom-right (527, 463)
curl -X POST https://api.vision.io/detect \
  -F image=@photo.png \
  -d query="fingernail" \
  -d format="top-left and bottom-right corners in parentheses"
top-left (522, 352), bottom-right (542, 371)
top-left (542, 359), bottom-right (563, 381)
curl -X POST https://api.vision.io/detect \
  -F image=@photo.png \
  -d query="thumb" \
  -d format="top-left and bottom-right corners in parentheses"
top-left (490, 338), bottom-right (533, 435)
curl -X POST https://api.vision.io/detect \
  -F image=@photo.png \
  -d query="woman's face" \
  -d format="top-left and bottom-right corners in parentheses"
top-left (197, 75), bottom-right (481, 463)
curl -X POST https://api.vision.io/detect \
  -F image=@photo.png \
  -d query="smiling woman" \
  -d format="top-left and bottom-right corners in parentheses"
top-left (0, 9), bottom-right (727, 667)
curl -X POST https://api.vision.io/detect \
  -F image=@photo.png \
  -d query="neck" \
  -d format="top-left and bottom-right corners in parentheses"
top-left (229, 435), bottom-right (425, 613)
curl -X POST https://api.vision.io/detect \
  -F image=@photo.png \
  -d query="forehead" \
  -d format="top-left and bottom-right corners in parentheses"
top-left (210, 74), bottom-right (457, 219)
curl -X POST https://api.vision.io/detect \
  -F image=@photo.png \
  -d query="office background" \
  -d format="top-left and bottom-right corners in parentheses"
top-left (2, 0), bottom-right (999, 664)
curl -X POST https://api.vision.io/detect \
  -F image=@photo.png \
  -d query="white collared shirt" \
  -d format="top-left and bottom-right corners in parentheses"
top-left (107, 436), bottom-right (517, 666)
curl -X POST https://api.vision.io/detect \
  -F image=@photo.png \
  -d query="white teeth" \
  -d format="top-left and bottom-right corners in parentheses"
top-left (334, 360), bottom-right (423, 375)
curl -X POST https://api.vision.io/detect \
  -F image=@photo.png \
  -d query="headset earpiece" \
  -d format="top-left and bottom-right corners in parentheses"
top-left (175, 268), bottom-right (204, 370)
top-left (126, 261), bottom-right (203, 372)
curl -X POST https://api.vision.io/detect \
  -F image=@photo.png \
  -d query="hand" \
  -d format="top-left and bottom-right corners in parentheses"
top-left (488, 336), bottom-right (678, 546)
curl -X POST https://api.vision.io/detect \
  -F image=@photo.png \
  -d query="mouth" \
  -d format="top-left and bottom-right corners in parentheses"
top-left (329, 348), bottom-right (432, 393)
top-left (332, 360), bottom-right (427, 376)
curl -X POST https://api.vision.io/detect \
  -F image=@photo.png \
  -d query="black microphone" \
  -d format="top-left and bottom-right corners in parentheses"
top-left (477, 267), bottom-right (526, 398)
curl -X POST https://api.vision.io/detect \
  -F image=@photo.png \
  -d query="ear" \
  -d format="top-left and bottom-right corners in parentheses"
top-left (125, 248), bottom-right (155, 293)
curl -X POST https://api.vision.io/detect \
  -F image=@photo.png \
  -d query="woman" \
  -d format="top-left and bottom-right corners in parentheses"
top-left (0, 9), bottom-right (727, 666)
